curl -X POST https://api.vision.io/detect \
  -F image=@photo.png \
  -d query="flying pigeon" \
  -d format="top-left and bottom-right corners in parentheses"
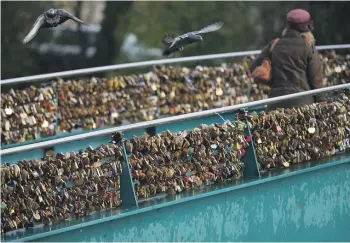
top-left (22, 8), bottom-right (88, 44)
top-left (161, 22), bottom-right (224, 56)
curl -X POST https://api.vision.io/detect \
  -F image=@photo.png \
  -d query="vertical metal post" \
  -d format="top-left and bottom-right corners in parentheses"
top-left (239, 109), bottom-right (261, 178)
top-left (120, 141), bottom-right (138, 207)
top-left (145, 126), bottom-right (156, 136)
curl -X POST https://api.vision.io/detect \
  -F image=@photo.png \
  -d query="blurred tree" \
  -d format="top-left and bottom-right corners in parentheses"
top-left (1, 1), bottom-right (349, 80)
top-left (246, 1), bottom-right (350, 47)
top-left (93, 1), bottom-right (134, 66)
top-left (1, 1), bottom-right (53, 79)
top-left (75, 1), bottom-right (88, 68)
top-left (308, 1), bottom-right (350, 45)
top-left (126, 1), bottom-right (259, 58)
top-left (126, 1), bottom-right (350, 57)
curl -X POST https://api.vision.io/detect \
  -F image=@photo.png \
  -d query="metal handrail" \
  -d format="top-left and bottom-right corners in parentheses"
top-left (1, 44), bottom-right (350, 85)
top-left (1, 83), bottom-right (349, 156)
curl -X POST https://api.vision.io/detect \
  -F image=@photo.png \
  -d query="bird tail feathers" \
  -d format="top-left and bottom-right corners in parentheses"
top-left (162, 48), bottom-right (174, 56)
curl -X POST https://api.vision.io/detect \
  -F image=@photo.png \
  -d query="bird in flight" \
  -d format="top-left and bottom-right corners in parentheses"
top-left (161, 22), bottom-right (224, 56)
top-left (22, 8), bottom-right (88, 44)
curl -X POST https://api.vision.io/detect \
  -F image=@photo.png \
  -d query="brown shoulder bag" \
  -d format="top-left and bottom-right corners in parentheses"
top-left (252, 38), bottom-right (280, 83)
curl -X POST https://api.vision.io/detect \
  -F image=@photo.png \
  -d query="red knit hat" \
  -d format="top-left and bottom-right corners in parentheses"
top-left (287, 9), bottom-right (313, 32)
top-left (287, 9), bottom-right (311, 24)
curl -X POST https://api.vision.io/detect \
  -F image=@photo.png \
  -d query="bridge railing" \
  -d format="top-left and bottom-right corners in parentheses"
top-left (1, 44), bottom-right (350, 85)
top-left (1, 82), bottom-right (350, 156)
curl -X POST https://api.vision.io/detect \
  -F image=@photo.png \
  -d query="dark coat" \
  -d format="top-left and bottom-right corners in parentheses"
top-left (251, 28), bottom-right (324, 112)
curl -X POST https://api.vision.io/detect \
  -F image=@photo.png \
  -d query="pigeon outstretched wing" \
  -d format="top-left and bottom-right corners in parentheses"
top-left (168, 34), bottom-right (187, 49)
top-left (22, 15), bottom-right (45, 44)
top-left (56, 9), bottom-right (88, 25)
top-left (162, 34), bottom-right (175, 46)
top-left (192, 22), bottom-right (224, 35)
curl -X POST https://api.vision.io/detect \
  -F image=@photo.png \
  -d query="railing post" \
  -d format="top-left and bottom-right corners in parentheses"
top-left (120, 141), bottom-right (138, 207)
top-left (238, 109), bottom-right (261, 178)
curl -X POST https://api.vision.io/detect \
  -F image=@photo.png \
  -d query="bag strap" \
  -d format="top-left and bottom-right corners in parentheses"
top-left (269, 38), bottom-right (280, 53)
top-left (268, 38), bottom-right (280, 59)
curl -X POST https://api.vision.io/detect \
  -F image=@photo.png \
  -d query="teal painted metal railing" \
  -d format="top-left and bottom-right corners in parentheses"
top-left (2, 85), bottom-right (350, 242)
top-left (3, 155), bottom-right (350, 242)
top-left (2, 106), bottom-right (350, 242)
top-left (2, 44), bottom-right (349, 150)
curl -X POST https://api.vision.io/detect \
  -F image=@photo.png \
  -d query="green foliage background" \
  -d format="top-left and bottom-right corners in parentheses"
top-left (1, 1), bottom-right (349, 80)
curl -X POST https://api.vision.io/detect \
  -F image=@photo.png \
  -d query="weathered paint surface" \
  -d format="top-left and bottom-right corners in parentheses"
top-left (18, 162), bottom-right (349, 242)
top-left (2, 111), bottom-right (349, 242)
top-left (1, 128), bottom-right (147, 164)
top-left (1, 112), bottom-right (237, 164)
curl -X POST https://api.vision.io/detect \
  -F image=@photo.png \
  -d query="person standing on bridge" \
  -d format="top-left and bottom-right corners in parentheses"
top-left (251, 9), bottom-right (325, 111)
